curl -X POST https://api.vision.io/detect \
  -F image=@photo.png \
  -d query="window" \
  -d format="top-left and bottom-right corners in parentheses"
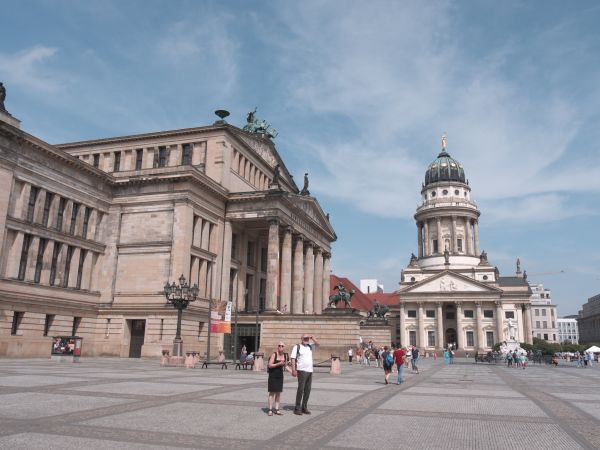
top-left (11, 311), bottom-right (24, 335)
top-left (464, 310), bottom-right (474, 318)
top-left (27, 186), bottom-right (39, 222)
top-left (93, 154), bottom-right (100, 168)
top-left (56, 197), bottom-right (66, 230)
top-left (43, 314), bottom-right (54, 336)
top-left (113, 151), bottom-right (121, 172)
top-left (552, 321), bottom-right (555, 328)
top-left (551, 309), bottom-right (554, 317)
top-left (62, 246), bottom-right (74, 287)
top-left (42, 193), bottom-right (53, 227)
top-left (182, 143), bottom-right (192, 165)
top-left (553, 334), bottom-right (556, 341)
top-left (34, 238), bottom-right (47, 283)
top-left (466, 331), bottom-right (474, 347)
top-left (426, 310), bottom-right (435, 318)
top-left (247, 241), bottom-right (255, 266)
top-left (82, 207), bottom-right (91, 239)
top-left (407, 310), bottom-right (417, 318)
top-left (260, 248), bottom-right (267, 272)
top-left (410, 277), bottom-right (416, 282)
top-left (431, 191), bottom-right (436, 197)
top-left (158, 146), bottom-right (167, 167)
top-left (543, 321), bottom-right (547, 328)
top-left (70, 203), bottom-right (79, 234)
top-left (76, 250), bottom-right (86, 289)
top-left (483, 310), bottom-right (494, 318)
top-left (486, 331), bottom-right (494, 348)
top-left (428, 331), bottom-right (436, 347)
top-left (18, 234), bottom-right (31, 281)
top-left (505, 311), bottom-right (515, 319)
top-left (454, 189), bottom-right (459, 195)
top-left (457, 239), bottom-right (463, 252)
top-left (433, 239), bottom-right (438, 253)
top-left (446, 310), bottom-right (455, 319)
top-left (543, 333), bottom-right (548, 340)
top-left (49, 242), bottom-right (60, 286)
top-left (536, 321), bottom-right (540, 328)
top-left (106, 318), bottom-right (112, 338)
top-left (535, 309), bottom-right (539, 316)
top-left (409, 330), bottom-right (417, 347)
top-left (542, 309), bottom-right (547, 316)
top-left (231, 234), bottom-right (238, 260)
top-left (442, 189), bottom-right (448, 195)
top-left (72, 317), bottom-right (81, 336)
top-left (135, 149), bottom-right (143, 170)
top-left (537, 333), bottom-right (541, 338)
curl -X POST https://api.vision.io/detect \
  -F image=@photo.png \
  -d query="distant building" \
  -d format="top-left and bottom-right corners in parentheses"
top-left (578, 294), bottom-right (600, 344)
top-left (360, 279), bottom-right (384, 294)
top-left (529, 283), bottom-right (559, 342)
top-left (557, 316), bottom-right (579, 344)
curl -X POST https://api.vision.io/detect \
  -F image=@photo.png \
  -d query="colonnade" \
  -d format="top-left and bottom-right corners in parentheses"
top-left (417, 216), bottom-right (479, 257)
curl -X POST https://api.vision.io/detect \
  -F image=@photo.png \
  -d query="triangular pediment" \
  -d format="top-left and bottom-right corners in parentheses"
top-left (403, 271), bottom-right (502, 294)
top-left (287, 195), bottom-right (336, 239)
top-left (235, 131), bottom-right (279, 168)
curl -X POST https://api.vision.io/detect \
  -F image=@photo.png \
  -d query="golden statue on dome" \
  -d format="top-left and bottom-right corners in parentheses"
top-left (441, 132), bottom-right (447, 151)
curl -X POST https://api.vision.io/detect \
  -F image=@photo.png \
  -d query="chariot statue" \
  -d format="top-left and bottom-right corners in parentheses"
top-left (327, 283), bottom-right (354, 308)
top-left (243, 107), bottom-right (278, 138)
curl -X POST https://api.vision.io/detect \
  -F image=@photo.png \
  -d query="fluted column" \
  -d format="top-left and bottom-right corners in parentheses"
top-left (219, 220), bottom-right (232, 302)
top-left (436, 217), bottom-right (443, 253)
top-left (265, 219), bottom-right (280, 311)
top-left (399, 302), bottom-right (406, 346)
top-left (292, 235), bottom-right (304, 314)
top-left (451, 216), bottom-right (457, 253)
top-left (322, 253), bottom-right (331, 311)
top-left (280, 227), bottom-right (292, 313)
top-left (423, 220), bottom-right (430, 256)
top-left (455, 302), bottom-right (463, 350)
top-left (524, 304), bottom-right (533, 344)
top-left (417, 222), bottom-right (423, 257)
top-left (436, 302), bottom-right (444, 350)
top-left (476, 302), bottom-right (484, 351)
top-left (417, 302), bottom-right (425, 348)
top-left (24, 236), bottom-right (40, 281)
top-left (4, 231), bottom-right (25, 278)
top-left (466, 218), bottom-right (473, 255)
top-left (313, 248), bottom-right (323, 314)
top-left (304, 242), bottom-right (314, 314)
top-left (39, 239), bottom-right (54, 285)
top-left (495, 301), bottom-right (504, 342)
top-left (474, 220), bottom-right (480, 256)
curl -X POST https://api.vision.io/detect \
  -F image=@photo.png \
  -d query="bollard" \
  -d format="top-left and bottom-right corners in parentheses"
top-left (253, 353), bottom-right (264, 371)
top-left (330, 354), bottom-right (341, 375)
top-left (184, 352), bottom-right (195, 369)
top-left (160, 350), bottom-right (170, 366)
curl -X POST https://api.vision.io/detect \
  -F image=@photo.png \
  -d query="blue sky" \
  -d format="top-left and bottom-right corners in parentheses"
top-left (2, 1), bottom-right (599, 315)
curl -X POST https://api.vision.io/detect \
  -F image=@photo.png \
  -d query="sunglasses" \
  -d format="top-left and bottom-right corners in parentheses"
top-left (278, 345), bottom-right (285, 347)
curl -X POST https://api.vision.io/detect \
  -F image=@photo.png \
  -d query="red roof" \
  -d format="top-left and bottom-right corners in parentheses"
top-left (365, 292), bottom-right (398, 306)
top-left (329, 274), bottom-right (374, 311)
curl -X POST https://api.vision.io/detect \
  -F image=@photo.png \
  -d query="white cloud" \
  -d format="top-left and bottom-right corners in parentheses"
top-left (0, 46), bottom-right (61, 93)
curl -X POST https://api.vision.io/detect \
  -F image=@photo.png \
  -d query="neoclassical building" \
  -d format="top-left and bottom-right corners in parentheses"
top-left (396, 136), bottom-right (533, 353)
top-left (0, 94), bottom-right (336, 358)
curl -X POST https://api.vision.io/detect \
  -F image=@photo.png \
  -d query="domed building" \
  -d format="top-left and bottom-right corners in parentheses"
top-left (396, 135), bottom-right (533, 353)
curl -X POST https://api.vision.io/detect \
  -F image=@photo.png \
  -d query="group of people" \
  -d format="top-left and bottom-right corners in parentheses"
top-left (505, 350), bottom-right (529, 369)
top-left (351, 343), bottom-right (421, 384)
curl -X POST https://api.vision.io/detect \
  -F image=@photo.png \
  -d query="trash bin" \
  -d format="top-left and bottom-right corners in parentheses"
top-left (51, 336), bottom-right (83, 362)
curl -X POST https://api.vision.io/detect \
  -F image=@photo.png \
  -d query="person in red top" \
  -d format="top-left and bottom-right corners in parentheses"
top-left (393, 346), bottom-right (407, 385)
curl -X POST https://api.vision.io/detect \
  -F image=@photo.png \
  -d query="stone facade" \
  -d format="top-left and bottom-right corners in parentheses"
top-left (578, 294), bottom-right (600, 344)
top-left (0, 109), bottom-right (336, 358)
top-left (529, 283), bottom-right (559, 342)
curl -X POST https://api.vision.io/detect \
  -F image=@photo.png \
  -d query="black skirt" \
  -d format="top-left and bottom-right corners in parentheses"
top-left (268, 369), bottom-right (284, 392)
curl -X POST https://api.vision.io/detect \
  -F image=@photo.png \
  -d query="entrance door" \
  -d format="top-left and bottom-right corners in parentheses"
top-left (129, 320), bottom-right (146, 358)
top-left (445, 328), bottom-right (456, 349)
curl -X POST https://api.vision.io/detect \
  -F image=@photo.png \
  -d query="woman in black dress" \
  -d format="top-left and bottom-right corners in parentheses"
top-left (267, 341), bottom-right (291, 416)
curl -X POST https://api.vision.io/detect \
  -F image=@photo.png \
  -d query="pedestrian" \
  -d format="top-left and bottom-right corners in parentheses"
top-left (433, 351), bottom-right (437, 360)
top-left (266, 341), bottom-right (291, 416)
top-left (449, 349), bottom-right (455, 364)
top-left (506, 351), bottom-right (513, 367)
top-left (411, 346), bottom-right (420, 374)
top-left (393, 345), bottom-right (406, 384)
top-left (404, 349), bottom-right (411, 369)
top-left (513, 351), bottom-right (519, 368)
top-left (444, 349), bottom-right (449, 364)
top-left (348, 347), bottom-right (353, 365)
top-left (382, 346), bottom-right (393, 384)
top-left (290, 334), bottom-right (319, 415)
top-left (520, 352), bottom-right (528, 370)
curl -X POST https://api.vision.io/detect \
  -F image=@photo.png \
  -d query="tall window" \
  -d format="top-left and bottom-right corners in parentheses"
top-left (82, 207), bottom-right (91, 238)
top-left (543, 321), bottom-right (547, 328)
top-left (18, 234), bottom-right (31, 280)
top-left (93, 154), bottom-right (100, 168)
top-left (535, 309), bottom-right (539, 316)
top-left (542, 309), bottom-right (547, 316)
top-left (135, 149), bottom-right (143, 170)
top-left (464, 310), bottom-right (474, 318)
top-left (536, 321), bottom-right (540, 328)
top-left (247, 241), bottom-right (255, 267)
top-left (432, 239), bottom-right (438, 253)
top-left (113, 151), bottom-right (121, 172)
top-left (231, 234), bottom-right (238, 260)
top-left (158, 146), bottom-right (167, 167)
top-left (182, 143), bottom-right (192, 165)
top-left (62, 246), bottom-right (74, 287)
top-left (428, 331), bottom-right (436, 347)
top-left (76, 250), bottom-right (86, 289)
top-left (43, 314), bottom-right (54, 336)
top-left (466, 331), bottom-right (474, 347)
top-left (486, 331), bottom-right (494, 348)
top-left (72, 317), bottom-right (81, 336)
top-left (260, 248), bottom-right (267, 272)
top-left (27, 186), bottom-right (39, 222)
top-left (42, 193), bottom-right (53, 227)
top-left (49, 242), bottom-right (61, 286)
top-left (11, 312), bottom-right (24, 335)
top-left (70, 203), bottom-right (79, 234)
top-left (426, 310), bottom-right (435, 318)
top-left (245, 274), bottom-right (254, 312)
top-left (457, 238), bottom-right (463, 252)
top-left (409, 330), bottom-right (417, 347)
top-left (34, 238), bottom-right (47, 283)
top-left (56, 197), bottom-right (66, 230)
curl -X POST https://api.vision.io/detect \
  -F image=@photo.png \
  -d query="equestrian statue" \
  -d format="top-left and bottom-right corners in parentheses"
top-left (367, 300), bottom-right (390, 319)
top-left (327, 283), bottom-right (354, 308)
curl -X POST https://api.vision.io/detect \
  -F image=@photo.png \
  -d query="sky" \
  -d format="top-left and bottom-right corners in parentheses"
top-left (1, 0), bottom-right (599, 315)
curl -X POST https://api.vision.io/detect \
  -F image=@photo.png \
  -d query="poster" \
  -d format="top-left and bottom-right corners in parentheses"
top-left (210, 300), bottom-right (232, 333)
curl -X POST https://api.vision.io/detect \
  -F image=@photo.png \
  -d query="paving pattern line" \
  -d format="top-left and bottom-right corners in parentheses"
top-left (492, 365), bottom-right (600, 450)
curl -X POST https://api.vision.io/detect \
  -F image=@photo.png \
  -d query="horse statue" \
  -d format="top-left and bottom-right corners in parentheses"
top-left (327, 283), bottom-right (354, 308)
top-left (367, 300), bottom-right (390, 319)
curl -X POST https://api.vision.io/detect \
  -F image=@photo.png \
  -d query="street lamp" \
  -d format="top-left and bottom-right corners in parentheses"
top-left (163, 274), bottom-right (199, 357)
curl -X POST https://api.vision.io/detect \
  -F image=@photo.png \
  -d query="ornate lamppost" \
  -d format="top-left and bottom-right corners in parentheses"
top-left (163, 274), bottom-right (199, 357)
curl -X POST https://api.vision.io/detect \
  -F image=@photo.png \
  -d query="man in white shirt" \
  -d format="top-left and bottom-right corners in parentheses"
top-left (291, 334), bottom-right (319, 415)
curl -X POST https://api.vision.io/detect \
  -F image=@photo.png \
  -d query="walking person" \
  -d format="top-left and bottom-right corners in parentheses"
top-left (393, 345), bottom-right (406, 384)
top-left (291, 334), bottom-right (319, 415)
top-left (382, 346), bottom-right (393, 384)
top-left (444, 348), bottom-right (450, 365)
top-left (266, 342), bottom-right (291, 416)
top-left (411, 346), bottom-right (420, 374)
top-left (348, 347), bottom-right (353, 365)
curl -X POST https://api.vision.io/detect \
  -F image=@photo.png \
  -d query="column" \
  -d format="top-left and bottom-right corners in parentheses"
top-left (201, 220), bottom-right (211, 251)
top-left (24, 236), bottom-right (40, 281)
top-left (455, 302), bottom-right (463, 349)
top-left (466, 218), bottom-right (473, 255)
top-left (476, 302), bottom-right (484, 351)
top-left (313, 248), bottom-right (323, 314)
top-left (495, 301), bottom-right (504, 342)
top-left (67, 248), bottom-right (81, 288)
top-left (417, 302), bottom-right (425, 348)
top-left (199, 259), bottom-right (208, 298)
top-left (190, 257), bottom-right (200, 286)
top-left (219, 220), bottom-right (232, 302)
top-left (436, 217), bottom-right (443, 254)
top-left (4, 231), bottom-right (25, 278)
top-left (193, 216), bottom-right (203, 247)
top-left (62, 200), bottom-right (73, 233)
top-left (399, 302), bottom-right (406, 346)
top-left (237, 233), bottom-right (248, 311)
top-left (474, 220), bottom-right (480, 256)
top-left (303, 242), bottom-right (314, 314)
top-left (417, 222), bottom-right (423, 257)
top-left (80, 250), bottom-right (94, 290)
top-left (436, 302), bottom-right (444, 350)
top-left (12, 181), bottom-right (31, 221)
top-left (292, 235), bottom-right (304, 314)
top-left (451, 216), bottom-right (457, 253)
top-left (171, 144), bottom-right (182, 166)
top-left (265, 219), bottom-right (279, 311)
top-left (524, 304), bottom-right (533, 344)
top-left (32, 188), bottom-right (46, 224)
top-left (39, 239), bottom-right (54, 285)
top-left (322, 253), bottom-right (331, 311)
top-left (280, 227), bottom-right (292, 313)
top-left (423, 220), bottom-right (429, 256)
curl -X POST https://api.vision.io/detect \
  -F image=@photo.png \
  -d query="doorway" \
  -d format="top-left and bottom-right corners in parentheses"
top-left (223, 324), bottom-right (260, 359)
top-left (128, 319), bottom-right (146, 358)
top-left (445, 328), bottom-right (456, 349)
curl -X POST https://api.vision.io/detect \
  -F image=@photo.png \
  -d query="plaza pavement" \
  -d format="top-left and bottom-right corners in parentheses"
top-left (0, 357), bottom-right (599, 449)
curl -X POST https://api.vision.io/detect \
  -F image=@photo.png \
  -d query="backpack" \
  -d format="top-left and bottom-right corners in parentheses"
top-left (385, 352), bottom-right (394, 366)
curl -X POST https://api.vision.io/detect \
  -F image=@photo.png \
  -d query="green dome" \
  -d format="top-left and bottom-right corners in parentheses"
top-left (424, 150), bottom-right (466, 186)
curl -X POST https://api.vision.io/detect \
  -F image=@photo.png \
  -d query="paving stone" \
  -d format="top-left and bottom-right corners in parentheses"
top-left (0, 433), bottom-right (186, 450)
top-left (68, 381), bottom-right (217, 396)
